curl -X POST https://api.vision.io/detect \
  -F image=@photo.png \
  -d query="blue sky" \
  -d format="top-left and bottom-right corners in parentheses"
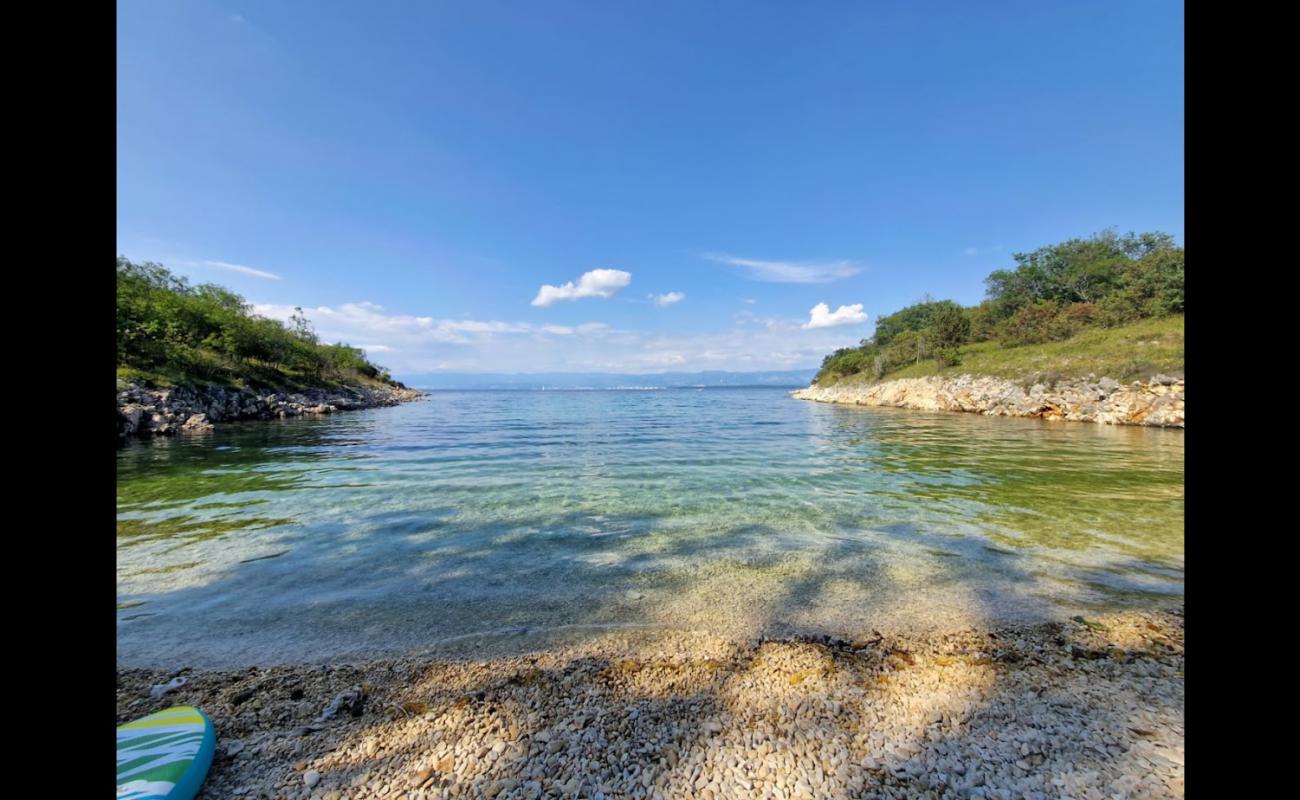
top-left (117, 1), bottom-right (1183, 377)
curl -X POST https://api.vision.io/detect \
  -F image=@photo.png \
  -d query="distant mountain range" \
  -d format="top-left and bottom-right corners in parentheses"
top-left (399, 370), bottom-right (816, 390)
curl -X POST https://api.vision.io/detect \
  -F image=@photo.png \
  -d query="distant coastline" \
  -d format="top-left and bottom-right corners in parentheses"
top-left (414, 384), bottom-right (809, 392)
top-left (402, 369), bottom-right (817, 391)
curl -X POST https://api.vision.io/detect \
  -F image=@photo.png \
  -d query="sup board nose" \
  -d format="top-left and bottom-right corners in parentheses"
top-left (117, 706), bottom-right (216, 800)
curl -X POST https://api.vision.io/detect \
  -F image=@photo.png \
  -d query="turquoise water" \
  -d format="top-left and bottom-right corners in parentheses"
top-left (116, 388), bottom-right (1184, 666)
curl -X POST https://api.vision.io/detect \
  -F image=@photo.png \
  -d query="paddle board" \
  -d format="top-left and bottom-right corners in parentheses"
top-left (116, 706), bottom-right (216, 800)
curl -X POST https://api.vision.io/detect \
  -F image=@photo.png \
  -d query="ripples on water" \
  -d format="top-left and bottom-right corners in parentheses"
top-left (116, 388), bottom-right (1183, 666)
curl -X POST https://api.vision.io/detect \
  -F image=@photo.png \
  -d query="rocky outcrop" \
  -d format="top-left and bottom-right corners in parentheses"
top-left (792, 374), bottom-right (1184, 428)
top-left (117, 381), bottom-right (427, 439)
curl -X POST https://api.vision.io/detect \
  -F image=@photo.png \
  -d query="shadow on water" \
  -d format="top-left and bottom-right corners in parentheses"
top-left (120, 512), bottom-right (1183, 798)
top-left (117, 392), bottom-right (1183, 796)
top-left (117, 393), bottom-right (1183, 668)
top-left (117, 500), bottom-right (1178, 667)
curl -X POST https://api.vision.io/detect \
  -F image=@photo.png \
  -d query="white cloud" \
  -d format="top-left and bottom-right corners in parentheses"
top-left (250, 302), bottom-right (617, 359)
top-left (743, 298), bottom-right (757, 304)
top-left (540, 323), bottom-right (612, 335)
top-left (650, 291), bottom-right (685, 307)
top-left (248, 299), bottom-right (870, 377)
top-left (704, 253), bottom-right (861, 283)
top-left (440, 319), bottom-right (531, 334)
top-left (204, 260), bottom-right (281, 280)
top-left (532, 269), bottom-right (632, 307)
top-left (802, 302), bottom-right (869, 329)
top-left (962, 247), bottom-right (979, 257)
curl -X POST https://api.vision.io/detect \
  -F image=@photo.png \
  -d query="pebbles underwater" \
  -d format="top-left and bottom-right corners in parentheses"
top-left (116, 607), bottom-right (1183, 799)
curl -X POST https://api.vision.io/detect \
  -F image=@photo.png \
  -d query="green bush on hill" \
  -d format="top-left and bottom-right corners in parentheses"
top-left (116, 257), bottom-right (401, 389)
top-left (812, 229), bottom-right (1184, 385)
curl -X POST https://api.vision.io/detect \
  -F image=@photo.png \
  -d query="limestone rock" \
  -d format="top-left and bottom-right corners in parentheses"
top-left (115, 382), bottom-right (426, 439)
top-left (792, 374), bottom-right (1184, 428)
top-left (181, 413), bottom-right (215, 432)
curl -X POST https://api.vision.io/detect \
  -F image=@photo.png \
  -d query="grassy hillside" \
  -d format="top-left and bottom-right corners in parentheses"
top-left (117, 257), bottom-right (404, 391)
top-left (115, 363), bottom-right (401, 393)
top-left (812, 230), bottom-right (1184, 387)
top-left (823, 315), bottom-right (1183, 386)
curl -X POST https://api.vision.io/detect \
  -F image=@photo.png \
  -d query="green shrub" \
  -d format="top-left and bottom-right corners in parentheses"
top-left (965, 301), bottom-right (999, 342)
top-left (934, 346), bottom-right (962, 367)
top-left (808, 230), bottom-right (1182, 384)
top-left (882, 329), bottom-right (932, 368)
top-left (998, 301), bottom-right (1062, 346)
top-left (985, 229), bottom-right (1181, 321)
top-left (931, 304), bottom-right (972, 347)
top-left (116, 256), bottom-right (398, 389)
top-left (1059, 302), bottom-right (1097, 326)
top-left (814, 346), bottom-right (872, 383)
top-left (1046, 302), bottom-right (1098, 340)
top-left (1130, 247), bottom-right (1185, 316)
top-left (873, 299), bottom-right (965, 348)
top-left (1095, 291), bottom-right (1145, 327)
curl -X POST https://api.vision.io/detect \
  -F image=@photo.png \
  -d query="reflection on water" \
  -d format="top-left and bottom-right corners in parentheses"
top-left (116, 388), bottom-right (1183, 666)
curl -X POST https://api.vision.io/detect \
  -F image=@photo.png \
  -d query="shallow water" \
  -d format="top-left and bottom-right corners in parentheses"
top-left (116, 388), bottom-right (1183, 666)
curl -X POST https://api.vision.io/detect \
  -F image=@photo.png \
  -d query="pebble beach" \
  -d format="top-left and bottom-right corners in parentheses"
top-left (116, 606), bottom-right (1183, 800)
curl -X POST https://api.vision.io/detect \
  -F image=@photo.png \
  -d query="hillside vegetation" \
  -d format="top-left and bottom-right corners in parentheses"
top-left (813, 230), bottom-right (1185, 386)
top-left (840, 315), bottom-right (1182, 384)
top-left (116, 257), bottom-right (403, 390)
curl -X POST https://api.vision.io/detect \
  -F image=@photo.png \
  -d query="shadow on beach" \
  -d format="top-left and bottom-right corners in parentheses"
top-left (117, 527), bottom-right (1184, 799)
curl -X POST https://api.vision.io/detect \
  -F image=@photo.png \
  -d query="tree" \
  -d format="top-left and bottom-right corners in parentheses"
top-left (885, 329), bottom-right (932, 367)
top-left (809, 230), bottom-right (1183, 383)
top-left (873, 299), bottom-right (964, 347)
top-left (964, 301), bottom-right (998, 342)
top-left (985, 229), bottom-right (1180, 318)
top-left (116, 257), bottom-right (398, 388)
top-left (930, 304), bottom-right (971, 348)
top-left (289, 307), bottom-right (317, 343)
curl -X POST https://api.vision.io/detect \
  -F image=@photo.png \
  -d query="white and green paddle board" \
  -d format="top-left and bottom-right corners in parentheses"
top-left (117, 706), bottom-right (216, 800)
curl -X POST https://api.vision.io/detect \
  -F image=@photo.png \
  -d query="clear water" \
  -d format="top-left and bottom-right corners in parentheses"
top-left (116, 388), bottom-right (1184, 666)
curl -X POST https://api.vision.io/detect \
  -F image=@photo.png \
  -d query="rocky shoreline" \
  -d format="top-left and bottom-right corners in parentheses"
top-left (116, 381), bottom-right (427, 439)
top-left (117, 608), bottom-right (1184, 800)
top-left (793, 374), bottom-right (1184, 428)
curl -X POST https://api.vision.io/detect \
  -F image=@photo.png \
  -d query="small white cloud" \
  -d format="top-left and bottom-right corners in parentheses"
top-left (358, 344), bottom-right (394, 353)
top-left (440, 320), bottom-right (531, 334)
top-left (802, 302), bottom-right (868, 329)
top-left (705, 253), bottom-right (861, 284)
top-left (532, 269), bottom-right (631, 307)
top-left (962, 247), bottom-right (979, 257)
top-left (205, 260), bottom-right (281, 280)
top-left (743, 298), bottom-right (757, 304)
top-left (650, 291), bottom-right (685, 307)
top-left (539, 323), bottom-right (611, 336)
